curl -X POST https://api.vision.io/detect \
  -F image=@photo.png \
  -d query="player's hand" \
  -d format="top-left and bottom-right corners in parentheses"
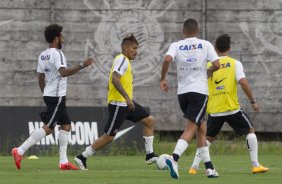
top-left (252, 102), bottom-right (260, 112)
top-left (207, 68), bottom-right (213, 78)
top-left (126, 98), bottom-right (135, 111)
top-left (160, 80), bottom-right (169, 92)
top-left (83, 58), bottom-right (94, 67)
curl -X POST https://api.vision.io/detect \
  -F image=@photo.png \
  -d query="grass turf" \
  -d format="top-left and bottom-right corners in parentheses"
top-left (0, 154), bottom-right (281, 184)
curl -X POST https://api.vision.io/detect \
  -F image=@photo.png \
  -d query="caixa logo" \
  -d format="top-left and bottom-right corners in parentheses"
top-left (28, 121), bottom-right (98, 145)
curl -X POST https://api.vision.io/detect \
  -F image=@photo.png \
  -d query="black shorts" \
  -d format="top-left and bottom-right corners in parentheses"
top-left (178, 92), bottom-right (208, 125)
top-left (40, 96), bottom-right (71, 129)
top-left (104, 101), bottom-right (150, 136)
top-left (207, 110), bottom-right (253, 137)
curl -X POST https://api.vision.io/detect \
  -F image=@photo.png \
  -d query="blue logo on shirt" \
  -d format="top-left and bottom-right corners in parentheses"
top-left (221, 62), bottom-right (231, 68)
top-left (179, 44), bottom-right (203, 50)
top-left (186, 58), bottom-right (197, 62)
top-left (41, 55), bottom-right (50, 60)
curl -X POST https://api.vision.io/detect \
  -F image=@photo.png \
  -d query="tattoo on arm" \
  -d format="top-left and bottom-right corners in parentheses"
top-left (111, 72), bottom-right (130, 100)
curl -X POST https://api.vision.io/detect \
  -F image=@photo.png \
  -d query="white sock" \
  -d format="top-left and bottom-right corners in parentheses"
top-left (191, 148), bottom-right (201, 169)
top-left (246, 133), bottom-right (259, 167)
top-left (198, 146), bottom-right (211, 163)
top-left (191, 140), bottom-right (211, 169)
top-left (82, 146), bottom-right (96, 158)
top-left (18, 128), bottom-right (46, 155)
top-left (58, 130), bottom-right (69, 164)
top-left (173, 139), bottom-right (189, 157)
top-left (143, 136), bottom-right (154, 154)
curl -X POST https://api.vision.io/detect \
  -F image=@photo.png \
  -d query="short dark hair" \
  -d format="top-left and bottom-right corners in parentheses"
top-left (121, 34), bottom-right (139, 47)
top-left (215, 34), bottom-right (231, 52)
top-left (44, 23), bottom-right (63, 43)
top-left (183, 18), bottom-right (198, 34)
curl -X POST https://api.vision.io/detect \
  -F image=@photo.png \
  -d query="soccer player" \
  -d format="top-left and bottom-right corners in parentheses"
top-left (74, 34), bottom-right (158, 171)
top-left (160, 18), bottom-right (220, 179)
top-left (11, 23), bottom-right (94, 170)
top-left (188, 34), bottom-right (269, 174)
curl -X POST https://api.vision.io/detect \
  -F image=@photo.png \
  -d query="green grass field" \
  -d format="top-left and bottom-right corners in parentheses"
top-left (0, 154), bottom-right (281, 184)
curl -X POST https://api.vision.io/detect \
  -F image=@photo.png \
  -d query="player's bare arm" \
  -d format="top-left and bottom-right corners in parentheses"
top-left (38, 73), bottom-right (45, 93)
top-left (207, 59), bottom-right (220, 78)
top-left (239, 78), bottom-right (260, 112)
top-left (58, 58), bottom-right (94, 77)
top-left (112, 71), bottom-right (135, 110)
top-left (160, 55), bottom-right (172, 92)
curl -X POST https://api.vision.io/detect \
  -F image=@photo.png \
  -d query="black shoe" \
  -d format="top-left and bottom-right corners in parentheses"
top-left (145, 152), bottom-right (159, 164)
top-left (74, 154), bottom-right (88, 171)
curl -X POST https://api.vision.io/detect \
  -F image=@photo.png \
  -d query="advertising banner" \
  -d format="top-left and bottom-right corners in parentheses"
top-left (0, 106), bottom-right (144, 154)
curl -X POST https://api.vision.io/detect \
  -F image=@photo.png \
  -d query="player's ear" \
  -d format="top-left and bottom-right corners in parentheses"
top-left (54, 36), bottom-right (59, 43)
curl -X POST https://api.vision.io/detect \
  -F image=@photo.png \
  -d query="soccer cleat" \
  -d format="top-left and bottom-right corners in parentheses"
top-left (188, 167), bottom-right (198, 175)
top-left (74, 154), bottom-right (88, 171)
top-left (12, 148), bottom-right (23, 170)
top-left (145, 152), bottom-right (158, 164)
top-left (205, 168), bottom-right (219, 178)
top-left (252, 165), bottom-right (269, 174)
top-left (59, 161), bottom-right (79, 170)
top-left (165, 156), bottom-right (179, 179)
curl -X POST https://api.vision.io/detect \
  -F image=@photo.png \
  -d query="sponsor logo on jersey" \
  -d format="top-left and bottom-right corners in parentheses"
top-left (41, 55), bottom-right (50, 60)
top-left (179, 67), bottom-right (201, 71)
top-left (216, 86), bottom-right (224, 90)
top-left (215, 78), bottom-right (226, 84)
top-left (186, 58), bottom-right (197, 62)
top-left (220, 62), bottom-right (231, 68)
top-left (179, 43), bottom-right (203, 50)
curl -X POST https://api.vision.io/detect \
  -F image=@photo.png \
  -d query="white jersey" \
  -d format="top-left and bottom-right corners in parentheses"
top-left (37, 48), bottom-right (67, 97)
top-left (166, 37), bottom-right (219, 95)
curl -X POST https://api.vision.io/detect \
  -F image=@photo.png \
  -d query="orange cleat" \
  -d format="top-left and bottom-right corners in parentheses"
top-left (252, 165), bottom-right (269, 174)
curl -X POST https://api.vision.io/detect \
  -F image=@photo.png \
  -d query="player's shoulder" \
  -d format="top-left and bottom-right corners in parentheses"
top-left (38, 48), bottom-right (48, 56)
top-left (170, 41), bottom-right (179, 46)
top-left (197, 38), bottom-right (212, 46)
top-left (53, 48), bottom-right (64, 57)
top-left (226, 56), bottom-right (241, 64)
top-left (222, 56), bottom-right (243, 68)
top-left (233, 57), bottom-right (241, 63)
top-left (38, 48), bottom-right (50, 61)
top-left (235, 59), bottom-right (243, 67)
top-left (114, 54), bottom-right (128, 63)
top-left (40, 48), bottom-right (63, 57)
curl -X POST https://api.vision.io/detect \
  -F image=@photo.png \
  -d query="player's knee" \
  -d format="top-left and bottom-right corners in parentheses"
top-left (249, 128), bottom-right (255, 133)
top-left (145, 116), bottom-right (155, 127)
top-left (42, 125), bottom-right (53, 135)
top-left (45, 129), bottom-right (52, 135)
top-left (60, 124), bottom-right (71, 132)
